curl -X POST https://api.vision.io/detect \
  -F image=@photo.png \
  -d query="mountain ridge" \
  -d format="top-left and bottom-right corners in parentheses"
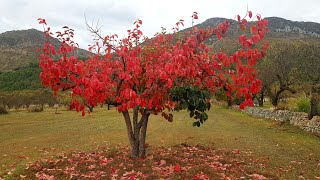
top-left (0, 28), bottom-right (90, 72)
top-left (194, 16), bottom-right (320, 38)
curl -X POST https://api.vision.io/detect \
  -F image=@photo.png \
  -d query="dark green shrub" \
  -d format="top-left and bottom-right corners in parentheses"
top-left (234, 97), bottom-right (245, 105)
top-left (214, 89), bottom-right (227, 102)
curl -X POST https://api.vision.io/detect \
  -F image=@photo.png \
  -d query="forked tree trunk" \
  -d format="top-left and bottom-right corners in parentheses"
top-left (122, 109), bottom-right (150, 158)
top-left (88, 106), bottom-right (94, 112)
top-left (268, 87), bottom-right (296, 107)
top-left (268, 74), bottom-right (296, 107)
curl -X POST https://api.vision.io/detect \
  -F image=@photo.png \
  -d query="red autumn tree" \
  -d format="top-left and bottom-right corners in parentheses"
top-left (38, 11), bottom-right (268, 158)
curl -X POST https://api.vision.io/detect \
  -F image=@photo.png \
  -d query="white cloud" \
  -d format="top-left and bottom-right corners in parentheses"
top-left (0, 0), bottom-right (319, 49)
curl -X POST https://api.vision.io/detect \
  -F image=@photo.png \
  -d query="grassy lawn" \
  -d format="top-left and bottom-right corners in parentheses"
top-left (0, 106), bottom-right (319, 178)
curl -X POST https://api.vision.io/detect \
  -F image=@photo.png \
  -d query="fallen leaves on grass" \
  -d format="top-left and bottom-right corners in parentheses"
top-left (17, 144), bottom-right (276, 179)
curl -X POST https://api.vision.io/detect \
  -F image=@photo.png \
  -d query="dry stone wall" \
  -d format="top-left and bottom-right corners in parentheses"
top-left (233, 106), bottom-right (320, 135)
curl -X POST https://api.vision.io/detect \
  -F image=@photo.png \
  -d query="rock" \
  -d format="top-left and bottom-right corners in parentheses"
top-left (28, 104), bottom-right (43, 112)
top-left (235, 105), bottom-right (320, 135)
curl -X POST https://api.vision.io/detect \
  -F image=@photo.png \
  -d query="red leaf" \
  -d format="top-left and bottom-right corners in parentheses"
top-left (257, 15), bottom-right (261, 21)
top-left (233, 149), bottom-right (241, 154)
top-left (262, 42), bottom-right (269, 51)
top-left (192, 12), bottom-right (198, 20)
top-left (167, 78), bottom-right (172, 88)
top-left (248, 11), bottom-right (253, 18)
top-left (242, 19), bottom-right (248, 26)
top-left (38, 18), bottom-right (47, 25)
top-left (194, 14), bottom-right (198, 20)
top-left (174, 163), bottom-right (181, 172)
top-left (250, 25), bottom-right (258, 34)
top-left (160, 160), bottom-right (166, 166)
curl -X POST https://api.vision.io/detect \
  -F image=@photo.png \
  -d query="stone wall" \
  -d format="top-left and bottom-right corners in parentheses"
top-left (233, 106), bottom-right (320, 135)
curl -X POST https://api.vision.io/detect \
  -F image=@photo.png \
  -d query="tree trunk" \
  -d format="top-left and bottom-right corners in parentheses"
top-left (227, 98), bottom-right (232, 107)
top-left (132, 108), bottom-right (140, 157)
top-left (271, 89), bottom-right (284, 107)
top-left (270, 87), bottom-right (296, 107)
top-left (258, 92), bottom-right (264, 107)
top-left (139, 113), bottom-right (149, 157)
top-left (122, 109), bottom-right (150, 158)
top-left (268, 74), bottom-right (296, 107)
top-left (88, 106), bottom-right (94, 112)
top-left (308, 84), bottom-right (320, 120)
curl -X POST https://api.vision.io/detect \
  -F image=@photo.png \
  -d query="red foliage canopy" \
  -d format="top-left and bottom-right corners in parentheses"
top-left (38, 11), bottom-right (268, 116)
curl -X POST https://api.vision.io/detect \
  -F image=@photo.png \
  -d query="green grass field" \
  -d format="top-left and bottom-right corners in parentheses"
top-left (0, 106), bottom-right (319, 178)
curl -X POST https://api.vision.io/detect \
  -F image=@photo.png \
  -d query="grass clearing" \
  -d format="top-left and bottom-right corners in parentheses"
top-left (0, 106), bottom-right (319, 178)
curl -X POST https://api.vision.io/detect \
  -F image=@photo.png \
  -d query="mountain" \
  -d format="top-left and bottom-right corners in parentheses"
top-left (0, 29), bottom-right (90, 72)
top-left (194, 17), bottom-right (320, 39)
top-left (265, 17), bottom-right (320, 37)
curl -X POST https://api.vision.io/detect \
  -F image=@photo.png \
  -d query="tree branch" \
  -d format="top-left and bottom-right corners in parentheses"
top-left (85, 16), bottom-right (117, 51)
top-left (105, 99), bottom-right (120, 107)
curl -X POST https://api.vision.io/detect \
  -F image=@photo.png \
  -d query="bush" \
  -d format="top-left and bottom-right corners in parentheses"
top-left (296, 97), bottom-right (310, 113)
top-left (214, 89), bottom-right (227, 102)
top-left (234, 97), bottom-right (245, 105)
top-left (28, 105), bottom-right (43, 112)
top-left (0, 105), bottom-right (8, 114)
top-left (275, 103), bottom-right (289, 111)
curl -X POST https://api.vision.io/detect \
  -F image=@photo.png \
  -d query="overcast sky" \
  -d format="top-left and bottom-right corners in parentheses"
top-left (1, 0), bottom-right (320, 49)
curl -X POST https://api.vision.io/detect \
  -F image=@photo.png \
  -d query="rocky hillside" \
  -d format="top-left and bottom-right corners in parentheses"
top-left (266, 17), bottom-right (320, 37)
top-left (193, 16), bottom-right (320, 39)
top-left (0, 29), bottom-right (90, 72)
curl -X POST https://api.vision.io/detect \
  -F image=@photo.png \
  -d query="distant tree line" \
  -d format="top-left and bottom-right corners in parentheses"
top-left (216, 39), bottom-right (320, 119)
top-left (258, 40), bottom-right (320, 119)
top-left (0, 90), bottom-right (57, 109)
top-left (0, 62), bottom-right (42, 91)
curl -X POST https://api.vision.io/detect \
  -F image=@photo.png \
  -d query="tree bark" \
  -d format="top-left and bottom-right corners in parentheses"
top-left (139, 113), bottom-right (150, 157)
top-left (122, 111), bottom-right (135, 149)
top-left (132, 108), bottom-right (140, 157)
top-left (308, 84), bottom-right (320, 120)
top-left (122, 110), bottom-right (150, 158)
